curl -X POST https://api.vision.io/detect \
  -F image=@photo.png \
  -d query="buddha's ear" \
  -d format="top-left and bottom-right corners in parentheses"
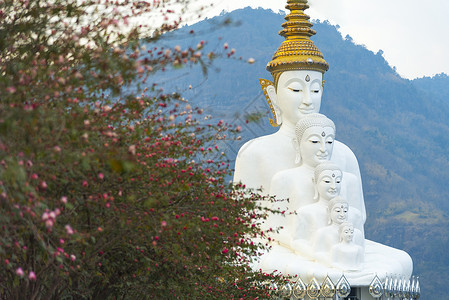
top-left (292, 137), bottom-right (301, 164)
top-left (259, 78), bottom-right (281, 127)
top-left (313, 182), bottom-right (319, 201)
top-left (266, 85), bottom-right (276, 104)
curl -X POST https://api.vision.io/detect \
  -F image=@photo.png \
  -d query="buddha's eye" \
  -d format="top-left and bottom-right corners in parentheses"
top-left (336, 180), bottom-right (341, 184)
top-left (288, 87), bottom-right (302, 92)
top-left (324, 180), bottom-right (330, 184)
top-left (312, 89), bottom-right (320, 94)
top-left (326, 141), bottom-right (333, 144)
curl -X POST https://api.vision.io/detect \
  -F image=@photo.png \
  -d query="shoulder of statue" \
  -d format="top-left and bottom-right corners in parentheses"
top-left (272, 167), bottom-right (301, 183)
top-left (343, 171), bottom-right (358, 182)
top-left (237, 133), bottom-right (280, 156)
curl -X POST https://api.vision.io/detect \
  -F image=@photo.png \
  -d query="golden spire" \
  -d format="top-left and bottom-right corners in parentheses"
top-left (267, 0), bottom-right (329, 82)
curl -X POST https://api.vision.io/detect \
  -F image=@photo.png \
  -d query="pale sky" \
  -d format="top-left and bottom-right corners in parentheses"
top-left (199, 0), bottom-right (449, 79)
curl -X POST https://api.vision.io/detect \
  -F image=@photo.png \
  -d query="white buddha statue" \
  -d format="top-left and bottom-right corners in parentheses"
top-left (313, 196), bottom-right (364, 266)
top-left (235, 0), bottom-right (413, 287)
top-left (268, 115), bottom-right (365, 229)
top-left (330, 222), bottom-right (364, 271)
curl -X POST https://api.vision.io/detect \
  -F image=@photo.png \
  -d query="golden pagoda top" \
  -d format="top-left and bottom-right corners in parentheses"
top-left (267, 0), bottom-right (329, 82)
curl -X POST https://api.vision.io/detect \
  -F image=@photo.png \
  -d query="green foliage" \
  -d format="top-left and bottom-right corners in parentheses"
top-left (0, 1), bottom-right (283, 299)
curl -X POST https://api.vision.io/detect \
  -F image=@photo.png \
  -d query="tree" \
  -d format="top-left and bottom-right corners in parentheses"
top-left (0, 0), bottom-right (282, 298)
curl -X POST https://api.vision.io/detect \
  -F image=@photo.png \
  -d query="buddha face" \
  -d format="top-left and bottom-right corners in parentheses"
top-left (317, 169), bottom-right (342, 201)
top-left (267, 70), bottom-right (323, 127)
top-left (341, 224), bottom-right (354, 243)
top-left (330, 202), bottom-right (348, 225)
top-left (299, 126), bottom-right (335, 167)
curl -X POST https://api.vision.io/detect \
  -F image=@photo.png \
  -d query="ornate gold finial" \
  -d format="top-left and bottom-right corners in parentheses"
top-left (267, 0), bottom-right (329, 86)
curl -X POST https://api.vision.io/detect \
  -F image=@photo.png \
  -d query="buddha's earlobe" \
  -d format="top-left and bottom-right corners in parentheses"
top-left (292, 137), bottom-right (301, 164)
top-left (313, 184), bottom-right (319, 201)
top-left (259, 78), bottom-right (282, 127)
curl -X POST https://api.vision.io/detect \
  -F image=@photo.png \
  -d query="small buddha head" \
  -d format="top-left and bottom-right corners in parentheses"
top-left (338, 222), bottom-right (354, 243)
top-left (294, 113), bottom-right (336, 167)
top-left (260, 0), bottom-right (329, 128)
top-left (328, 196), bottom-right (349, 225)
top-left (313, 162), bottom-right (342, 201)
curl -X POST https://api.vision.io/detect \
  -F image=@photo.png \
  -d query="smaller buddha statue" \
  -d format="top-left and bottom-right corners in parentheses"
top-left (269, 113), bottom-right (336, 210)
top-left (268, 114), bottom-right (365, 230)
top-left (266, 114), bottom-right (336, 252)
top-left (330, 222), bottom-right (364, 271)
top-left (312, 196), bottom-right (364, 266)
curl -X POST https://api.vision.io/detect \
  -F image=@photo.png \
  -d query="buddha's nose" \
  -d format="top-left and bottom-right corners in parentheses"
top-left (302, 91), bottom-right (312, 106)
top-left (320, 142), bottom-right (327, 153)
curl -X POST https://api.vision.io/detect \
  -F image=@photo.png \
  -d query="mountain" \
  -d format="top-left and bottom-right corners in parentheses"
top-left (149, 7), bottom-right (449, 299)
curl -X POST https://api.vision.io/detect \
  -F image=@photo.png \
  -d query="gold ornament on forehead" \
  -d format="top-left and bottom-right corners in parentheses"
top-left (259, 0), bottom-right (329, 127)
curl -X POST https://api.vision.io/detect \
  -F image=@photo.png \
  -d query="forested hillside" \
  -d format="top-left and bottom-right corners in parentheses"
top-left (151, 8), bottom-right (449, 299)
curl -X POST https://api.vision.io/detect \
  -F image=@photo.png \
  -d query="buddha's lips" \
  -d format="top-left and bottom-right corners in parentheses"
top-left (299, 108), bottom-right (314, 113)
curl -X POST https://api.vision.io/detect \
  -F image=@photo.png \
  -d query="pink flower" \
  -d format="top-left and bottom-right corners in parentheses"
top-left (53, 146), bottom-right (61, 152)
top-left (82, 180), bottom-right (88, 187)
top-left (6, 86), bottom-right (16, 93)
top-left (45, 219), bottom-right (54, 229)
top-left (39, 181), bottom-right (48, 189)
top-left (128, 145), bottom-right (136, 155)
top-left (222, 248), bottom-right (229, 254)
top-left (161, 221), bottom-right (167, 227)
top-left (70, 254), bottom-right (76, 261)
top-left (65, 224), bottom-right (74, 235)
top-left (41, 212), bottom-right (49, 221)
top-left (28, 271), bottom-right (36, 281)
top-left (60, 196), bottom-right (67, 204)
top-left (98, 173), bottom-right (104, 180)
top-left (16, 267), bottom-right (24, 277)
top-left (31, 173), bottom-right (38, 180)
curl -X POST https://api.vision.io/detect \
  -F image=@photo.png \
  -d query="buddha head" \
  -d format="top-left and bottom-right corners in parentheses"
top-left (328, 196), bottom-right (349, 225)
top-left (338, 222), bottom-right (355, 243)
top-left (259, 0), bottom-right (329, 128)
top-left (293, 113), bottom-right (335, 167)
top-left (313, 162), bottom-right (342, 201)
